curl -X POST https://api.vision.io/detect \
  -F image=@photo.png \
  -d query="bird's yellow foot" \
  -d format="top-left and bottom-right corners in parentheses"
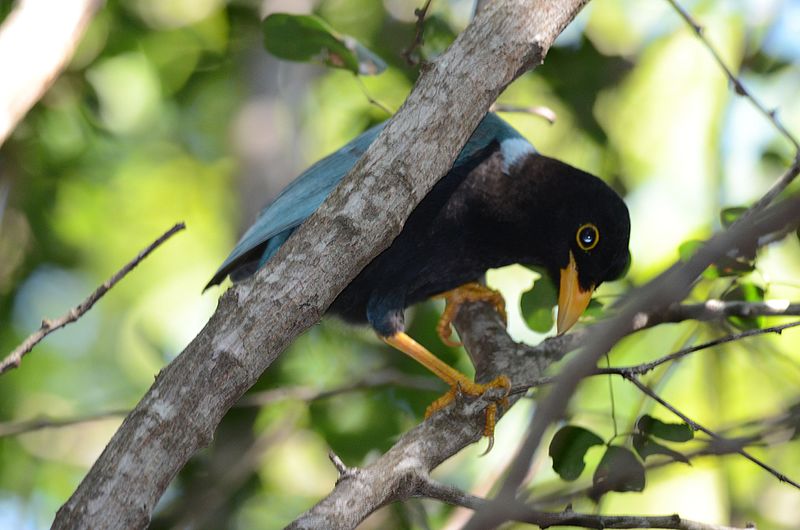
top-left (424, 374), bottom-right (511, 439)
top-left (382, 332), bottom-right (511, 447)
top-left (435, 282), bottom-right (507, 347)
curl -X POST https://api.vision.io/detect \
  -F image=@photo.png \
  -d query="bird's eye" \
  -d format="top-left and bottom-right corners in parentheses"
top-left (576, 223), bottom-right (599, 251)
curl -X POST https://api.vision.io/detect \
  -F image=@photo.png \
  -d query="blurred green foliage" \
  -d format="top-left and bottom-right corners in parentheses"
top-left (1, 0), bottom-right (800, 529)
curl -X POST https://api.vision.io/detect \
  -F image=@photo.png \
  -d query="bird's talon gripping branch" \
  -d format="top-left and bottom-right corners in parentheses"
top-left (385, 331), bottom-right (512, 439)
top-left (423, 373), bottom-right (511, 442)
top-left (436, 282), bottom-right (507, 347)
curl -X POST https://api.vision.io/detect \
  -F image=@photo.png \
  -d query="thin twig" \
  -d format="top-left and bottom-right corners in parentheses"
top-left (665, 0), bottom-right (800, 155)
top-left (510, 319), bottom-right (800, 395)
top-left (0, 368), bottom-right (438, 438)
top-left (490, 103), bottom-right (557, 124)
top-left (601, 320), bottom-right (800, 377)
top-left (354, 75), bottom-right (393, 115)
top-left (625, 374), bottom-right (800, 490)
top-left (0, 409), bottom-right (128, 437)
top-left (401, 0), bottom-right (434, 66)
top-left (0, 222), bottom-right (186, 375)
top-left (236, 368), bottom-right (440, 407)
top-left (417, 477), bottom-right (754, 529)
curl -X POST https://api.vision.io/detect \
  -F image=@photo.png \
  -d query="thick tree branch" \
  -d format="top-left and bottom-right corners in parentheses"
top-left (0, 0), bottom-right (103, 146)
top-left (52, 1), bottom-right (590, 528)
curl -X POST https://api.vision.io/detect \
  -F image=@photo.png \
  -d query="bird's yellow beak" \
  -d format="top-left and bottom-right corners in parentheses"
top-left (557, 251), bottom-right (594, 335)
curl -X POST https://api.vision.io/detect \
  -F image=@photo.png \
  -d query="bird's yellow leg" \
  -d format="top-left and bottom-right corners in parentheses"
top-left (434, 282), bottom-right (507, 347)
top-left (383, 332), bottom-right (510, 439)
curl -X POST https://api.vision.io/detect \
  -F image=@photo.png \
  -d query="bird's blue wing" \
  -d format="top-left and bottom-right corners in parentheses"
top-left (207, 122), bottom-right (386, 286)
top-left (208, 113), bottom-right (535, 287)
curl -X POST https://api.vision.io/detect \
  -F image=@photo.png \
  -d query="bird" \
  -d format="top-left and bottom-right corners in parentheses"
top-left (207, 113), bottom-right (631, 439)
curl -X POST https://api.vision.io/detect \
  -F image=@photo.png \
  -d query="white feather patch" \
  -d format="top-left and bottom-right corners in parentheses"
top-left (500, 137), bottom-right (536, 173)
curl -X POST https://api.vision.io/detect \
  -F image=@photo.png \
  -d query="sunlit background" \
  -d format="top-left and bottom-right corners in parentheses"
top-left (1, 0), bottom-right (799, 528)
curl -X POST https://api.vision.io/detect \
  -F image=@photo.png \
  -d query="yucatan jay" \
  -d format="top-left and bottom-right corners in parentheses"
top-left (208, 113), bottom-right (631, 438)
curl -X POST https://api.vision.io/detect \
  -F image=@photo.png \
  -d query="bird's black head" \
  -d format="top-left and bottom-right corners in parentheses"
top-left (514, 155), bottom-right (631, 333)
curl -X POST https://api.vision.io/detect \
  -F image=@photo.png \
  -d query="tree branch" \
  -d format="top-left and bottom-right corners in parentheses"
top-left (0, 222), bottom-right (186, 375)
top-left (596, 320), bottom-right (800, 377)
top-left (401, 0), bottom-right (433, 66)
top-left (52, 1), bottom-right (591, 528)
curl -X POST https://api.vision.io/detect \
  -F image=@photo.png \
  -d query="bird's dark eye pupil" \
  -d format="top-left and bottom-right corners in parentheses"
top-left (580, 228), bottom-right (594, 245)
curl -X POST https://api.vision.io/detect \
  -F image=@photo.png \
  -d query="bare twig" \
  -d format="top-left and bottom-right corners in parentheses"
top-left (417, 477), bottom-right (752, 529)
top-left (664, 0), bottom-right (800, 156)
top-left (651, 299), bottom-right (800, 327)
top-left (747, 160), bottom-right (800, 219)
top-left (236, 368), bottom-right (440, 407)
top-left (401, 0), bottom-right (434, 66)
top-left (599, 320), bottom-right (800, 377)
top-left (353, 76), bottom-right (393, 115)
top-left (490, 102), bottom-right (558, 124)
top-left (0, 409), bottom-right (127, 437)
top-left (625, 375), bottom-right (800, 490)
top-left (0, 222), bottom-right (186, 375)
top-left (509, 316), bottom-right (800, 396)
top-left (0, 368), bottom-right (437, 438)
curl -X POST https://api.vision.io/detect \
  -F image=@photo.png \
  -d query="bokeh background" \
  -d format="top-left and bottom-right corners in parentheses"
top-left (1, 0), bottom-right (800, 528)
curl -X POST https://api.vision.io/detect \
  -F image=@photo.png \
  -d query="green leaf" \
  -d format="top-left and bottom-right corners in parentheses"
top-left (262, 13), bottom-right (386, 75)
top-left (632, 433), bottom-right (690, 464)
top-left (590, 445), bottom-right (646, 500)
top-left (678, 238), bottom-right (756, 279)
top-left (420, 14), bottom-right (458, 60)
top-left (722, 282), bottom-right (766, 330)
top-left (584, 298), bottom-right (605, 319)
top-left (549, 425), bottom-right (604, 481)
top-left (520, 275), bottom-right (558, 333)
top-left (678, 240), bottom-right (703, 262)
top-left (720, 206), bottom-right (748, 228)
top-left (678, 240), bottom-right (720, 279)
top-left (637, 415), bottom-right (693, 442)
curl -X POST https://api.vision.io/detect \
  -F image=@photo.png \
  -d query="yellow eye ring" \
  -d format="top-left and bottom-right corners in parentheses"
top-left (576, 223), bottom-right (599, 251)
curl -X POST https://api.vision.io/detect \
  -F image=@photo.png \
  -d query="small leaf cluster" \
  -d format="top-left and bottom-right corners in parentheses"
top-left (549, 415), bottom-right (694, 501)
top-left (262, 13), bottom-right (387, 76)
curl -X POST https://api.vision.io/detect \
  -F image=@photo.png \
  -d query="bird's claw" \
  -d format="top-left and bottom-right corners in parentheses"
top-left (435, 282), bottom-right (507, 347)
top-left (424, 374), bottom-right (511, 450)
